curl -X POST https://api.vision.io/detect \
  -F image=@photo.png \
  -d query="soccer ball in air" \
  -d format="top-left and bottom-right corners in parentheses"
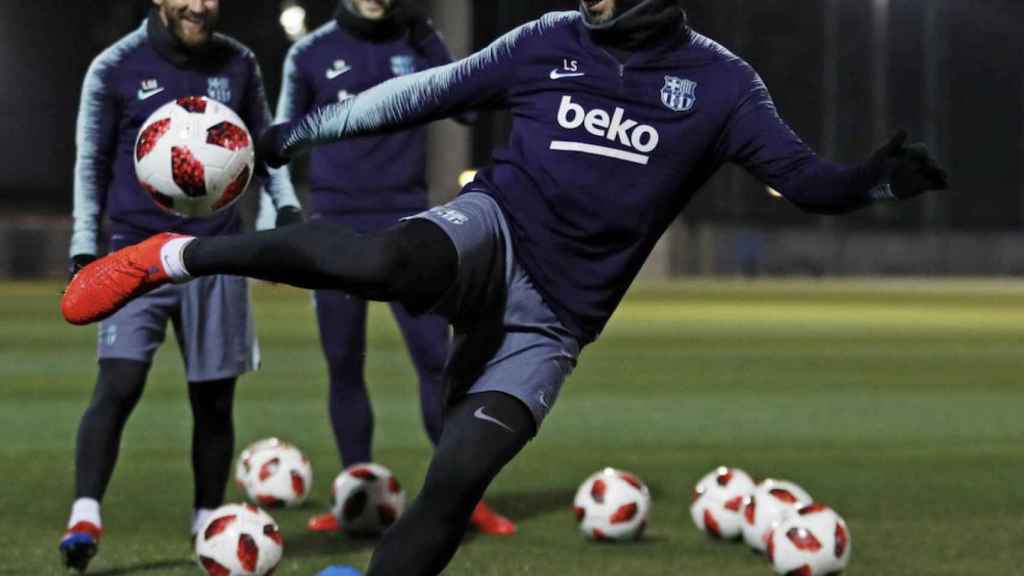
top-left (134, 95), bottom-right (254, 217)
top-left (768, 503), bottom-right (851, 576)
top-left (194, 504), bottom-right (283, 576)
top-left (331, 463), bottom-right (406, 536)
top-left (742, 478), bottom-right (813, 553)
top-left (240, 441), bottom-right (313, 508)
top-left (573, 468), bottom-right (651, 541)
top-left (690, 466), bottom-right (756, 539)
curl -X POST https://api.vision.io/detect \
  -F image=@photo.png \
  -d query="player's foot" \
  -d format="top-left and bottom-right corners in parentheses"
top-left (470, 501), bottom-right (517, 536)
top-left (307, 512), bottom-right (341, 533)
top-left (59, 521), bottom-right (102, 573)
top-left (61, 232), bottom-right (191, 325)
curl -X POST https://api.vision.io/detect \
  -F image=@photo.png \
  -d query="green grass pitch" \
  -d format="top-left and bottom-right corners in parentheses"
top-left (2, 279), bottom-right (1022, 575)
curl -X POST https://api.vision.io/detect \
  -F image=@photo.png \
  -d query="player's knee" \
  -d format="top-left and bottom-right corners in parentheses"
top-left (94, 359), bottom-right (148, 412)
top-left (189, 379), bottom-right (235, 429)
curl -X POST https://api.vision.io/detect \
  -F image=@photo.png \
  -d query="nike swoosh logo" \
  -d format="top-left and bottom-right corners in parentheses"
top-left (549, 69), bottom-right (585, 80)
top-left (326, 66), bottom-right (353, 80)
top-left (538, 392), bottom-right (550, 409)
top-left (473, 407), bottom-right (514, 432)
top-left (137, 87), bottom-right (165, 101)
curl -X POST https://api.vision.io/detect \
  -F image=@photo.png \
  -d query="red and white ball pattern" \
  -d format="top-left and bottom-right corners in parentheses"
top-left (573, 468), bottom-right (651, 541)
top-left (194, 504), bottom-right (283, 576)
top-left (331, 463), bottom-right (406, 536)
top-left (240, 442), bottom-right (313, 508)
top-left (134, 95), bottom-right (254, 218)
top-left (768, 503), bottom-right (851, 576)
top-left (742, 479), bottom-right (813, 553)
top-left (235, 438), bottom-right (286, 489)
top-left (690, 466), bottom-right (756, 539)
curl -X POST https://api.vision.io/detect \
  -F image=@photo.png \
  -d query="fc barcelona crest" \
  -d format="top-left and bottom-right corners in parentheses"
top-left (661, 76), bottom-right (697, 112)
top-left (207, 77), bottom-right (232, 102)
top-left (390, 54), bottom-right (416, 77)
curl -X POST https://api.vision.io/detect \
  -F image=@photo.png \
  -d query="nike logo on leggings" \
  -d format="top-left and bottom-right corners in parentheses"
top-left (473, 407), bottom-right (514, 432)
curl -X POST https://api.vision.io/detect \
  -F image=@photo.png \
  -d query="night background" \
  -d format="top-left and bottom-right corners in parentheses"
top-left (2, 4), bottom-right (1023, 576)
top-left (1, 0), bottom-right (1023, 275)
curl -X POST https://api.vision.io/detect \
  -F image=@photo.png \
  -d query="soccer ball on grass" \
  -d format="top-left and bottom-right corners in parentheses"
top-left (573, 468), bottom-right (651, 541)
top-left (690, 466), bottom-right (756, 539)
top-left (741, 478), bottom-right (813, 553)
top-left (194, 503), bottom-right (283, 576)
top-left (768, 503), bottom-right (851, 576)
top-left (237, 439), bottom-right (313, 508)
top-left (331, 463), bottom-right (406, 536)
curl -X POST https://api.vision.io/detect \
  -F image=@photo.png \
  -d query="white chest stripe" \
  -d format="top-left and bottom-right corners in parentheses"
top-left (549, 141), bottom-right (649, 165)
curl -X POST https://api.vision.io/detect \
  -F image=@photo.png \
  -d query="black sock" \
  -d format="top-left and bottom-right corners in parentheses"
top-left (183, 219), bottom-right (457, 313)
top-left (189, 378), bottom-right (236, 510)
top-left (367, 392), bottom-right (536, 576)
top-left (74, 359), bottom-right (150, 500)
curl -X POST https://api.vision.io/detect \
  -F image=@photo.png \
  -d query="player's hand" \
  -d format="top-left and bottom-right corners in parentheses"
top-left (275, 205), bottom-right (303, 228)
top-left (871, 131), bottom-right (950, 199)
top-left (255, 123), bottom-right (292, 171)
top-left (68, 254), bottom-right (96, 282)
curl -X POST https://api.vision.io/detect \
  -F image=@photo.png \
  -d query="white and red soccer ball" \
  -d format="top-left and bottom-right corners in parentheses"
top-left (768, 503), bottom-right (851, 576)
top-left (194, 503), bottom-right (283, 576)
top-left (690, 466), bottom-right (756, 539)
top-left (237, 439), bottom-right (313, 508)
top-left (331, 463), bottom-right (406, 536)
top-left (134, 95), bottom-right (254, 218)
top-left (573, 468), bottom-right (651, 541)
top-left (235, 438), bottom-right (285, 488)
top-left (742, 479), bottom-right (813, 553)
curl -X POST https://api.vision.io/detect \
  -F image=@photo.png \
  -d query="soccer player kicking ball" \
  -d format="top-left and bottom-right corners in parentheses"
top-left (63, 0), bottom-right (948, 574)
top-left (60, 0), bottom-right (301, 572)
top-left (264, 0), bottom-right (513, 536)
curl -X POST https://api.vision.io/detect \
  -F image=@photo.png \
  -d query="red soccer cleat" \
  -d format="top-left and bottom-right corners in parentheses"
top-left (307, 512), bottom-right (342, 533)
top-left (62, 232), bottom-right (190, 325)
top-left (470, 501), bottom-right (517, 536)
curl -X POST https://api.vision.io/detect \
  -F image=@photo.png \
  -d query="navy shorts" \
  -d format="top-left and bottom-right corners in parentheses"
top-left (411, 192), bottom-right (579, 427)
top-left (97, 275), bottom-right (259, 382)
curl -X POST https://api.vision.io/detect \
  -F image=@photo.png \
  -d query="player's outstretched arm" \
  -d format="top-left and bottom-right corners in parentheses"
top-left (256, 14), bottom-right (574, 168)
top-left (721, 67), bottom-right (948, 214)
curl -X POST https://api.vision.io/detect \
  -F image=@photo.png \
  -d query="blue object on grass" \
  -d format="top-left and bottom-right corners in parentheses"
top-left (317, 566), bottom-right (363, 576)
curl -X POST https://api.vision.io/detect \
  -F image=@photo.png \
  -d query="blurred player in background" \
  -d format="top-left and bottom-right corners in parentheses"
top-left (261, 0), bottom-right (514, 536)
top-left (60, 0), bottom-right (301, 571)
top-left (64, 0), bottom-right (949, 573)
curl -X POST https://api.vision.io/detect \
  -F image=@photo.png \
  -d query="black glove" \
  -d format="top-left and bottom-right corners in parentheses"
top-left (871, 131), bottom-right (950, 200)
top-left (68, 254), bottom-right (96, 281)
top-left (275, 205), bottom-right (304, 228)
top-left (255, 123), bottom-right (293, 171)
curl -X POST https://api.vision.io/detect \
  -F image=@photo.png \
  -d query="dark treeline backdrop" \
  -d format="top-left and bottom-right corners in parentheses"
top-left (1, 0), bottom-right (1021, 231)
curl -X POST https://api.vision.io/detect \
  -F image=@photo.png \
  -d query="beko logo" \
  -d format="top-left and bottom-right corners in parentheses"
top-left (551, 95), bottom-right (659, 165)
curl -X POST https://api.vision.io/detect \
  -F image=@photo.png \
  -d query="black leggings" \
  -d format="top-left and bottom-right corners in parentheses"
top-left (184, 218), bottom-right (457, 314)
top-left (367, 391), bottom-right (536, 576)
top-left (74, 359), bottom-right (236, 509)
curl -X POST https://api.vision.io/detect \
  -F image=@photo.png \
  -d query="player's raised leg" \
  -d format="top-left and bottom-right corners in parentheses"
top-left (365, 392), bottom-right (535, 576)
top-left (62, 219), bottom-right (456, 326)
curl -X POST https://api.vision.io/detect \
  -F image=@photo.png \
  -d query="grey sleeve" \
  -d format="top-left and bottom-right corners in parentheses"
top-left (278, 14), bottom-right (574, 157)
top-left (71, 57), bottom-right (119, 257)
